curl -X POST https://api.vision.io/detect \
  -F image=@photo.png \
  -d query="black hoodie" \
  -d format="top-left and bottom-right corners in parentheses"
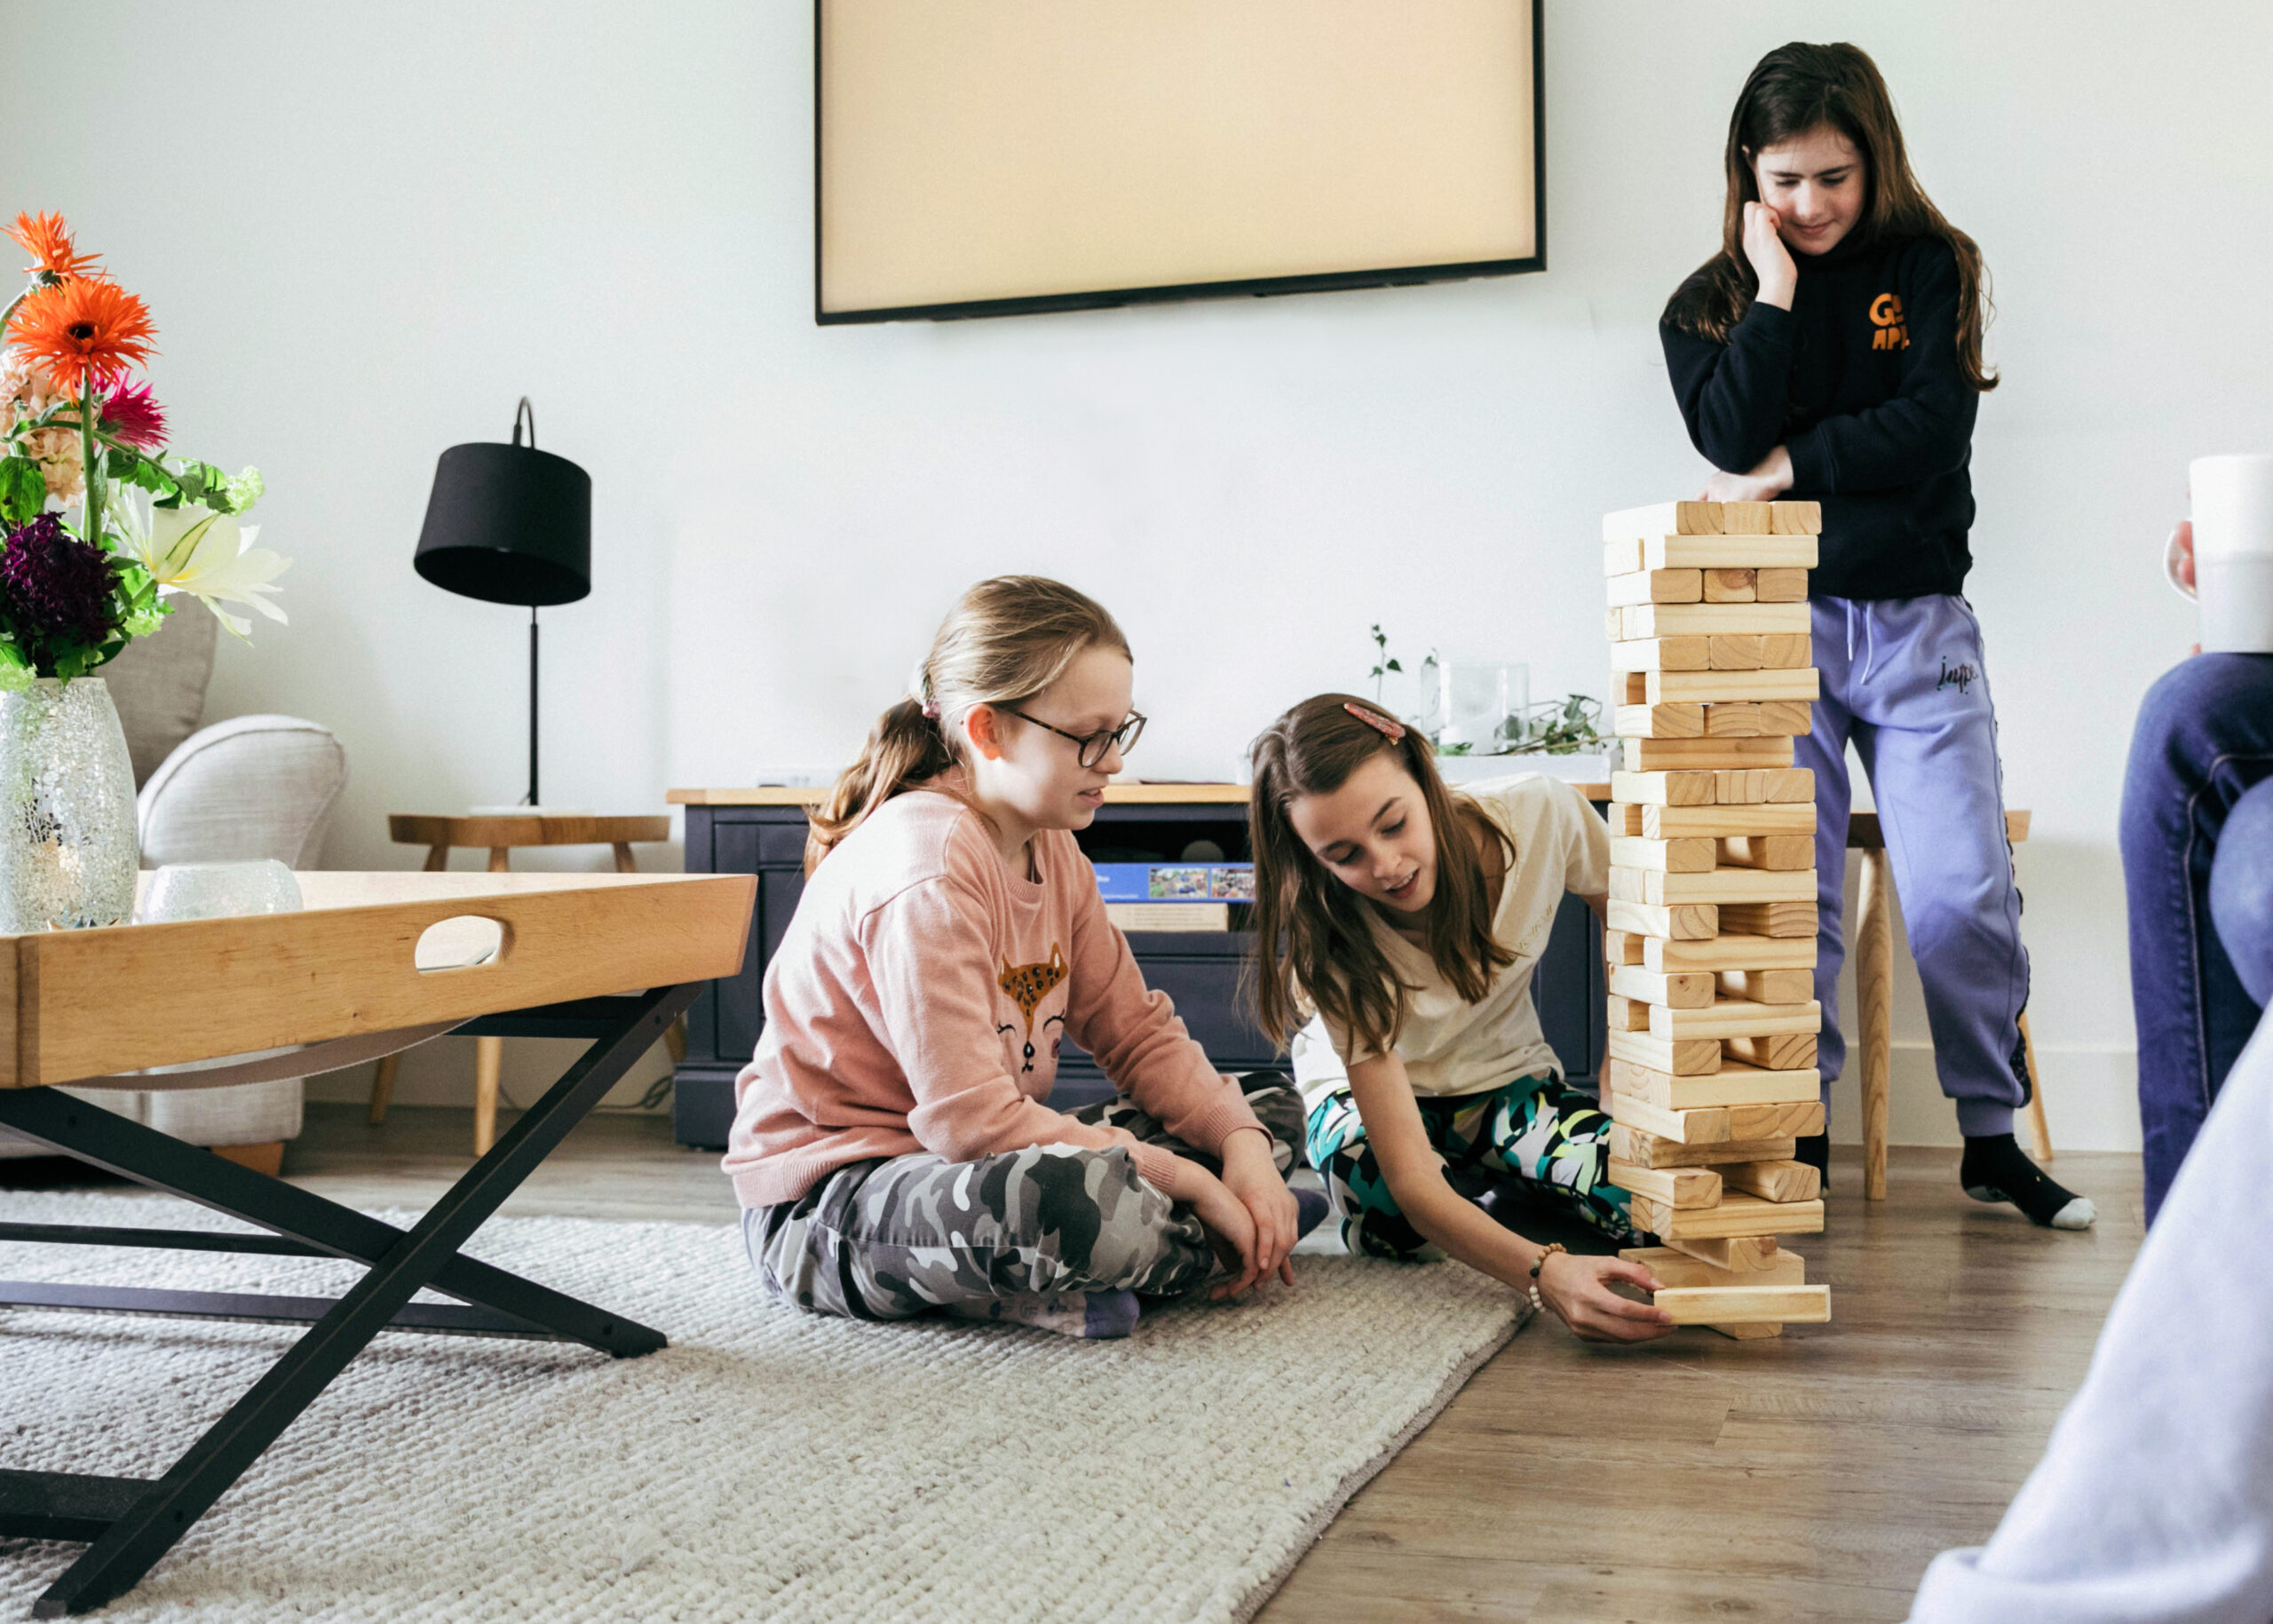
top-left (1659, 233), bottom-right (1979, 601)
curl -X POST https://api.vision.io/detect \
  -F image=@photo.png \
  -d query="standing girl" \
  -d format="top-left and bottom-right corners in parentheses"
top-left (724, 576), bottom-right (1313, 1338)
top-left (1659, 41), bottom-right (2091, 1227)
top-left (1248, 694), bottom-right (1675, 1343)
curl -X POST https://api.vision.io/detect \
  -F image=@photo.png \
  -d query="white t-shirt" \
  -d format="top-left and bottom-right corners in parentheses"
top-left (1291, 774), bottom-right (1609, 1113)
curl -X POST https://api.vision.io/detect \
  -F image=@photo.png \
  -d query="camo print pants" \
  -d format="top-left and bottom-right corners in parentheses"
top-left (1305, 1071), bottom-right (1641, 1259)
top-left (745, 1076), bottom-right (1306, 1322)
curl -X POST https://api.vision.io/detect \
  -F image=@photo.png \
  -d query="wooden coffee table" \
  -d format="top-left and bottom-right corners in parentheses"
top-left (0, 870), bottom-right (755, 1616)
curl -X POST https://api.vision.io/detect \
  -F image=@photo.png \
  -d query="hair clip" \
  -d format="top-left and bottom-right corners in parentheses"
top-left (1343, 701), bottom-right (1406, 741)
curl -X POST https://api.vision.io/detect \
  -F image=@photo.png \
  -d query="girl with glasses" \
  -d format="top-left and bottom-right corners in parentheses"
top-left (724, 574), bottom-right (1319, 1337)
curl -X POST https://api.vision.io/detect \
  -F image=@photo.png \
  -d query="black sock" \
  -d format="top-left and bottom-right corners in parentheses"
top-left (1960, 1133), bottom-right (2095, 1230)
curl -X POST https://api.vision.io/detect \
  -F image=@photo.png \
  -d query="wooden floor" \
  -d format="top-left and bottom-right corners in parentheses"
top-left (7, 1105), bottom-right (2142, 1623)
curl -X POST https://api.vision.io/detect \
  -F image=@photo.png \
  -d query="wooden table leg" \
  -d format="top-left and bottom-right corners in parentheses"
top-left (1857, 848), bottom-right (1894, 1201)
top-left (2019, 1010), bottom-right (2053, 1162)
top-left (472, 1035), bottom-right (503, 1156)
top-left (487, 847), bottom-right (511, 875)
top-left (368, 1055), bottom-right (399, 1126)
top-left (423, 844), bottom-right (449, 873)
top-left (612, 842), bottom-right (637, 875)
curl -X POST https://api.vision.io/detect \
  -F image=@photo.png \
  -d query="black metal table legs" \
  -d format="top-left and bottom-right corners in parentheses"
top-left (0, 983), bottom-right (696, 1617)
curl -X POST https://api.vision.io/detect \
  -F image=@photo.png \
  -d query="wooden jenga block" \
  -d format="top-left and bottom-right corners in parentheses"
top-left (1603, 1090), bottom-right (1729, 1145)
top-left (1647, 668), bottom-right (1820, 705)
top-left (1609, 836), bottom-right (1709, 873)
top-left (1603, 500), bottom-right (1728, 541)
top-left (1770, 502), bottom-right (1822, 532)
top-left (1741, 768), bottom-right (1816, 802)
top-left (1613, 703), bottom-right (1706, 739)
top-left (1717, 900), bottom-right (1818, 938)
top-left (1612, 637), bottom-right (1711, 672)
top-left (1603, 928), bottom-right (1645, 966)
top-left (1606, 899), bottom-right (1719, 941)
top-left (1659, 1234), bottom-right (1782, 1271)
top-left (1609, 965), bottom-right (1715, 1009)
top-left (1609, 1161), bottom-right (1723, 1208)
top-left (1723, 1160), bottom-right (1822, 1202)
top-left (1708, 635), bottom-right (1765, 670)
top-left (1643, 933), bottom-right (1818, 973)
top-left (1712, 1322), bottom-right (1787, 1340)
top-left (1755, 566), bottom-right (1809, 601)
top-left (1649, 998), bottom-right (1822, 1042)
top-left (1644, 803), bottom-right (1816, 840)
top-left (1718, 967), bottom-right (1814, 1004)
top-left (1616, 670), bottom-right (1649, 704)
top-left (1628, 602), bottom-right (1811, 640)
top-left (1624, 736), bottom-right (1796, 772)
top-left (1620, 1244), bottom-right (1806, 1287)
top-left (1608, 1057), bottom-right (1821, 1109)
top-left (1643, 535), bottom-right (1819, 571)
top-left (1757, 633), bottom-right (1812, 668)
top-left (1603, 537), bottom-right (1645, 575)
top-left (1608, 1126), bottom-right (1798, 1169)
top-left (1612, 770), bottom-right (1716, 806)
top-left (1607, 994), bottom-right (1651, 1032)
top-left (1605, 606), bottom-right (1626, 641)
top-left (1656, 1285), bottom-right (1829, 1325)
top-left (1701, 702), bottom-right (1764, 737)
top-left (1630, 1192), bottom-right (1825, 1240)
top-left (1606, 1028), bottom-right (1723, 1076)
top-left (1625, 867), bottom-right (1818, 907)
top-left (1607, 803), bottom-right (1645, 836)
top-left (1718, 834), bottom-right (1815, 870)
top-left (1725, 1031), bottom-right (1820, 1070)
top-left (1606, 568), bottom-right (1704, 606)
top-left (1717, 501), bottom-right (1772, 533)
top-left (1728, 1099), bottom-right (1826, 1139)
top-left (1754, 701), bottom-right (1812, 736)
top-left (1702, 567), bottom-right (1756, 603)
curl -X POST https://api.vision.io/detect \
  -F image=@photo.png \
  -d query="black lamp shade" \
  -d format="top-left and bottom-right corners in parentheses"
top-left (414, 442), bottom-right (592, 607)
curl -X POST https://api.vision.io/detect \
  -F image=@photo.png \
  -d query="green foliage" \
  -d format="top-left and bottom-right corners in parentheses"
top-left (1501, 693), bottom-right (1604, 756)
top-left (0, 457), bottom-right (44, 530)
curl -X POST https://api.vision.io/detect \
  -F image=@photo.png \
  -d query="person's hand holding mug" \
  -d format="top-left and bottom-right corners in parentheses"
top-left (2166, 519), bottom-right (2200, 655)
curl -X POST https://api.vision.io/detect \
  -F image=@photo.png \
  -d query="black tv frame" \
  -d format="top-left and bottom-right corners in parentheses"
top-left (812, 1), bottom-right (1546, 326)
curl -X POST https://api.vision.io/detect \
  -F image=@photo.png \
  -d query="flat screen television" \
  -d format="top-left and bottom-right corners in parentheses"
top-left (815, 0), bottom-right (1544, 324)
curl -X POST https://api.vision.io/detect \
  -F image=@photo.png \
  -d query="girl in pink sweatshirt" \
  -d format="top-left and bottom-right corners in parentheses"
top-left (725, 575), bottom-right (1317, 1338)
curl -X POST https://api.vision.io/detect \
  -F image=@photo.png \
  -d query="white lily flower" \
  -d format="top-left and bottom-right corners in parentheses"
top-left (112, 487), bottom-right (289, 640)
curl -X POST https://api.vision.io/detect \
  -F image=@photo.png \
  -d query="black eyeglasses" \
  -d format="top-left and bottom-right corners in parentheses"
top-left (998, 706), bottom-right (1146, 770)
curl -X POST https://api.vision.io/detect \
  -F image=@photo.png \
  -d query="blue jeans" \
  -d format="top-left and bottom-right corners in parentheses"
top-left (2120, 654), bottom-right (2273, 1220)
top-left (1798, 596), bottom-right (2033, 1137)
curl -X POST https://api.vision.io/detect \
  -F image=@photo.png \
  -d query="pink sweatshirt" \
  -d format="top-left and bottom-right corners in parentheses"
top-left (723, 784), bottom-right (1263, 1208)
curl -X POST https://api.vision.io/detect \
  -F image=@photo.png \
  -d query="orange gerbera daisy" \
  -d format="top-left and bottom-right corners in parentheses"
top-left (4, 212), bottom-right (99, 281)
top-left (5, 276), bottom-right (155, 392)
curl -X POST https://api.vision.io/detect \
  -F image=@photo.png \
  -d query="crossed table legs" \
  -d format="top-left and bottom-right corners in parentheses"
top-left (0, 982), bottom-right (698, 1617)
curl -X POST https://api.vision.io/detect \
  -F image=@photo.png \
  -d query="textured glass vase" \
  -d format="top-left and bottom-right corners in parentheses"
top-left (0, 677), bottom-right (139, 932)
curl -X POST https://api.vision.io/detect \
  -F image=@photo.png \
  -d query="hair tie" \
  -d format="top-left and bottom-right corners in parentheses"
top-left (921, 700), bottom-right (941, 720)
top-left (1343, 701), bottom-right (1406, 741)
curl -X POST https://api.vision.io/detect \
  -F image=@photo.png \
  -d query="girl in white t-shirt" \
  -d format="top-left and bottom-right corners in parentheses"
top-left (1248, 694), bottom-right (1675, 1343)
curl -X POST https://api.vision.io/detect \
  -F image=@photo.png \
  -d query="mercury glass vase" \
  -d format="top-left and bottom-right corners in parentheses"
top-left (0, 677), bottom-right (139, 932)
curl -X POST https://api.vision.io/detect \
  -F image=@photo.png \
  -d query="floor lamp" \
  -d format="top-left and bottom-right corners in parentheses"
top-left (413, 398), bottom-right (590, 808)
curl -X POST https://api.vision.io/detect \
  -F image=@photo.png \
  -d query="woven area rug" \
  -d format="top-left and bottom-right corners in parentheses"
top-left (0, 1191), bottom-right (1524, 1622)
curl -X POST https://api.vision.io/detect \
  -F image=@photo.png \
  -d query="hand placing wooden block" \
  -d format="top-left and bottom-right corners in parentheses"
top-left (1718, 967), bottom-right (1815, 1004)
top-left (1608, 1160), bottom-right (1723, 1209)
top-left (1724, 1031), bottom-right (1820, 1070)
top-left (1655, 1284), bottom-right (1830, 1325)
top-left (1722, 1160), bottom-right (1822, 1202)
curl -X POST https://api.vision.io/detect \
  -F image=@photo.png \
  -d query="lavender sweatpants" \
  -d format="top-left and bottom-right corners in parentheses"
top-left (1799, 594), bottom-right (2031, 1138)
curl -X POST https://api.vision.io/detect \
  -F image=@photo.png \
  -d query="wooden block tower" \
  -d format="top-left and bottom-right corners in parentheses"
top-left (1598, 499), bottom-right (1833, 1340)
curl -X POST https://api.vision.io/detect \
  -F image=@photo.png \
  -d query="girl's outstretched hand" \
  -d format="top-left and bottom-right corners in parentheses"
top-left (1742, 200), bottom-right (1798, 309)
top-left (1538, 1253), bottom-right (1676, 1343)
top-left (1217, 1127), bottom-right (1300, 1288)
top-left (1182, 1168), bottom-right (1263, 1299)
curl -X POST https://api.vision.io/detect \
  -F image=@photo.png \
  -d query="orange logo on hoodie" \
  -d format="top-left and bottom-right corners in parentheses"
top-left (1870, 292), bottom-right (1910, 352)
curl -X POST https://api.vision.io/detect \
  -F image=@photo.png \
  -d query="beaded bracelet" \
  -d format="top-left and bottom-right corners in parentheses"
top-left (1527, 1242), bottom-right (1567, 1314)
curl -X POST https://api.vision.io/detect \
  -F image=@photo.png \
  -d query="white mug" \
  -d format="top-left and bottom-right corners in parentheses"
top-left (2173, 455), bottom-right (2273, 654)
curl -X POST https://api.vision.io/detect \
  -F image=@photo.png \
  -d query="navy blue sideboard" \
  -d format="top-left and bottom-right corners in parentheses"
top-left (668, 787), bottom-right (1610, 1149)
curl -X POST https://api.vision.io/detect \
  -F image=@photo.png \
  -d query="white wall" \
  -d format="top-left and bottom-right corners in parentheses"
top-left (6, 2), bottom-right (2269, 1141)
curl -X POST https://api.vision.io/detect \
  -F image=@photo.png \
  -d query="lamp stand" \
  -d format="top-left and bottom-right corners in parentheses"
top-left (527, 605), bottom-right (541, 808)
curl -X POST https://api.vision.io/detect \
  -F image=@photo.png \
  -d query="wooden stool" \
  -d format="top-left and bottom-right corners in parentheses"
top-left (1852, 807), bottom-right (2052, 1199)
top-left (367, 813), bottom-right (676, 1153)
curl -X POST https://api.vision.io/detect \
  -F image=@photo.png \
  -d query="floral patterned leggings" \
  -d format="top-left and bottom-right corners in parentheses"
top-left (1303, 1073), bottom-right (1641, 1259)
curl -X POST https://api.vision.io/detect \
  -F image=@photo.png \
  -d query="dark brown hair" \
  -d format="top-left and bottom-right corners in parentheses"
top-left (1247, 694), bottom-right (1515, 1058)
top-left (1664, 41), bottom-right (1998, 392)
top-left (804, 575), bottom-right (1130, 873)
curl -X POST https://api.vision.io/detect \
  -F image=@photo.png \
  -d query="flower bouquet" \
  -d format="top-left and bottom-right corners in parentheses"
top-left (0, 211), bottom-right (291, 928)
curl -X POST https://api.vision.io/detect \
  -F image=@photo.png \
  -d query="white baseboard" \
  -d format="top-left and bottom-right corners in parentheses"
top-left (303, 1034), bottom-right (676, 1116)
top-left (1827, 1041), bottom-right (2142, 1153)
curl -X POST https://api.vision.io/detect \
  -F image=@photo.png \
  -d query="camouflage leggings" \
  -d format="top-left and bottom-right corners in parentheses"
top-left (1305, 1072), bottom-right (1641, 1259)
top-left (745, 1076), bottom-right (1306, 1322)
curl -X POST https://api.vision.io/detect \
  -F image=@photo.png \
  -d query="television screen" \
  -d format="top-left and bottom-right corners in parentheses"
top-left (815, 0), bottom-right (1543, 323)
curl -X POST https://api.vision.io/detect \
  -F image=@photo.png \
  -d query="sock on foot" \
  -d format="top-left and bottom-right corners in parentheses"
top-left (946, 1287), bottom-right (1142, 1339)
top-left (1960, 1133), bottom-right (2095, 1230)
top-left (1293, 1185), bottom-right (1332, 1240)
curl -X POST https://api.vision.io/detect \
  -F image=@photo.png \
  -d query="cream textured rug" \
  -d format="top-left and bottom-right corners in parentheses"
top-left (0, 1192), bottom-right (1524, 1622)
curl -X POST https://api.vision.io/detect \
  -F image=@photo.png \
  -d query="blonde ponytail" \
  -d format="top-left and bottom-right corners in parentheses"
top-left (804, 575), bottom-right (1130, 872)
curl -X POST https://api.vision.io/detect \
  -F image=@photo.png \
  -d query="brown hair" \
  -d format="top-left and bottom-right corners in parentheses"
top-left (1664, 41), bottom-right (1998, 392)
top-left (804, 575), bottom-right (1130, 873)
top-left (1246, 694), bottom-right (1515, 1058)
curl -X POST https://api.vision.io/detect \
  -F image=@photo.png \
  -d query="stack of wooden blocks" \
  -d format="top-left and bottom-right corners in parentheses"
top-left (1598, 499), bottom-right (1833, 1340)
